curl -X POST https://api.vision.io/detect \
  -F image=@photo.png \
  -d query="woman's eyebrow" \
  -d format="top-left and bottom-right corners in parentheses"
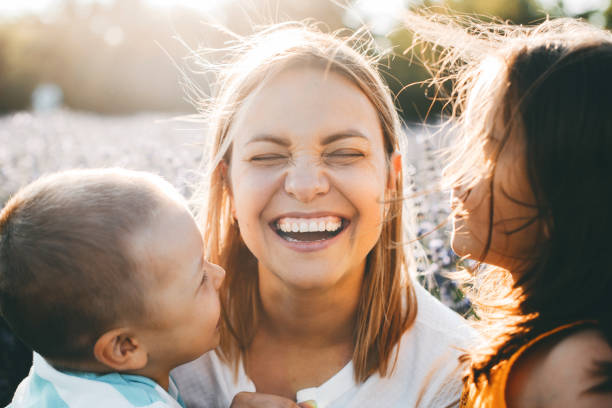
top-left (246, 134), bottom-right (290, 147)
top-left (321, 131), bottom-right (369, 145)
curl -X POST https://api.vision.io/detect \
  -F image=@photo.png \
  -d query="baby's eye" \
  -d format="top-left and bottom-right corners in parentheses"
top-left (323, 149), bottom-right (365, 164)
top-left (196, 271), bottom-right (208, 294)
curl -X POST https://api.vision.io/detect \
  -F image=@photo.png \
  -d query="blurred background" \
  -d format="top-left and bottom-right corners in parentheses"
top-left (1, 0), bottom-right (611, 117)
top-left (1, 0), bottom-right (612, 404)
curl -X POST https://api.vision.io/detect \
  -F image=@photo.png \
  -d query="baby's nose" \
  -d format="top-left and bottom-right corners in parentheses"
top-left (207, 261), bottom-right (225, 290)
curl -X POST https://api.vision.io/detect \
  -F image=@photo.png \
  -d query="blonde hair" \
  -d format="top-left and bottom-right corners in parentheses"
top-left (191, 21), bottom-right (418, 382)
top-left (405, 12), bottom-right (612, 392)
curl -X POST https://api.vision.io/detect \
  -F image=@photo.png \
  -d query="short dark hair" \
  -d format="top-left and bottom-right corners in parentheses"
top-left (0, 168), bottom-right (176, 362)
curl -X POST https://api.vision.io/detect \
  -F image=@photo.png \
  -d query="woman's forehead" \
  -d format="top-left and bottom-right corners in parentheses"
top-left (228, 67), bottom-right (383, 146)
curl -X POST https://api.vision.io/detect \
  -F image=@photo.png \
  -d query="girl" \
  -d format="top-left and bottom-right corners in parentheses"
top-left (172, 22), bottom-right (475, 408)
top-left (408, 14), bottom-right (612, 407)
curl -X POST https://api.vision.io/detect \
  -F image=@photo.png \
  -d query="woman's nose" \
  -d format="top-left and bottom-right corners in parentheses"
top-left (284, 159), bottom-right (330, 203)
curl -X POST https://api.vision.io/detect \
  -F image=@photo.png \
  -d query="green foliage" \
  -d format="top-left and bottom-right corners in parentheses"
top-left (381, 31), bottom-right (435, 122)
top-left (445, 0), bottom-right (545, 23)
top-left (381, 0), bottom-right (552, 120)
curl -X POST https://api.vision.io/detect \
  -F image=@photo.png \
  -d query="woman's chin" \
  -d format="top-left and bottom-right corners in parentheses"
top-left (262, 262), bottom-right (351, 291)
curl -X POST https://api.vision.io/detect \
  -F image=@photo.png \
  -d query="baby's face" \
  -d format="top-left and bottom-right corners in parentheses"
top-left (130, 197), bottom-right (225, 368)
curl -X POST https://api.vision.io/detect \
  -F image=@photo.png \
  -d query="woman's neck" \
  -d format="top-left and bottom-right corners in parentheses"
top-left (256, 261), bottom-right (365, 346)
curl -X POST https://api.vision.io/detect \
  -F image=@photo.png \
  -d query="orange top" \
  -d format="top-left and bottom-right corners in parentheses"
top-left (459, 321), bottom-right (590, 408)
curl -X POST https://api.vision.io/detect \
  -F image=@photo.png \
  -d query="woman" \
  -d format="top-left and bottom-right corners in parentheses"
top-left (172, 22), bottom-right (475, 408)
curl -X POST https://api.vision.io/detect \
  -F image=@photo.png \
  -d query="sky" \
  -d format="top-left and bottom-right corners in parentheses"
top-left (0, 0), bottom-right (609, 20)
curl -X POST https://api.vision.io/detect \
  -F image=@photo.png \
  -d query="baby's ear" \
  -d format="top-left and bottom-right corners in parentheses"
top-left (93, 328), bottom-right (148, 371)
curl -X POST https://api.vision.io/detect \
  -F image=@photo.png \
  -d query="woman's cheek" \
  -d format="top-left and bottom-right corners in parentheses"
top-left (232, 166), bottom-right (280, 210)
top-left (338, 168), bottom-right (387, 226)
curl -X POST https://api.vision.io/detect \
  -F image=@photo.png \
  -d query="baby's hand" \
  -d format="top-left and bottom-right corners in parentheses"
top-left (230, 391), bottom-right (304, 408)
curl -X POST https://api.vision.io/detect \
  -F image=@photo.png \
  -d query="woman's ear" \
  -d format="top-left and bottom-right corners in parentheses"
top-left (220, 161), bottom-right (230, 189)
top-left (384, 152), bottom-right (402, 220)
top-left (388, 151), bottom-right (402, 190)
top-left (93, 328), bottom-right (148, 371)
top-left (220, 161), bottom-right (237, 221)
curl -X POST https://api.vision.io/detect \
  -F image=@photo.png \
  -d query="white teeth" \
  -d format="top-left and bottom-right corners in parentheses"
top-left (276, 216), bottom-right (344, 234)
top-left (326, 222), bottom-right (338, 232)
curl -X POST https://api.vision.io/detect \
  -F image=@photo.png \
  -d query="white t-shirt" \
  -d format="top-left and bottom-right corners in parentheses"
top-left (172, 283), bottom-right (477, 408)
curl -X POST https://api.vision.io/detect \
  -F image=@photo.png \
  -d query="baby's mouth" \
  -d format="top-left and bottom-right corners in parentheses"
top-left (271, 216), bottom-right (349, 242)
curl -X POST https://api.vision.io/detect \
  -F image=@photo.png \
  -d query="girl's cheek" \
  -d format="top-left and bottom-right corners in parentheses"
top-left (464, 178), bottom-right (492, 213)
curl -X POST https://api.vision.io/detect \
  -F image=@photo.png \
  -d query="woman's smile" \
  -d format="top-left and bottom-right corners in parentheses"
top-left (269, 213), bottom-right (352, 252)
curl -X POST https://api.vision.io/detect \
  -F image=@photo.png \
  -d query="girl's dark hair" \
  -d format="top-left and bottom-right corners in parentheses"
top-left (406, 15), bottom-right (612, 392)
top-left (492, 38), bottom-right (612, 392)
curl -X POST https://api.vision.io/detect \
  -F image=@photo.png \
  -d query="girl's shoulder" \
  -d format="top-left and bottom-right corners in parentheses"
top-left (506, 325), bottom-right (612, 408)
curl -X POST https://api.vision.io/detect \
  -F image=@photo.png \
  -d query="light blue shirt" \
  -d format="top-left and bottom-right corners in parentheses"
top-left (9, 353), bottom-right (186, 408)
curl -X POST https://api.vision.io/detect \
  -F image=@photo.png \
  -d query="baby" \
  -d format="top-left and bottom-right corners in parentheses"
top-left (1, 168), bottom-right (225, 408)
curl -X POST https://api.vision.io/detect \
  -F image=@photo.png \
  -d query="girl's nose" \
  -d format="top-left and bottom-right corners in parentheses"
top-left (284, 160), bottom-right (330, 203)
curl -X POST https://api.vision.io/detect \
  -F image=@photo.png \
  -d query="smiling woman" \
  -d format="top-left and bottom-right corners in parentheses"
top-left (171, 22), bottom-right (476, 408)
top-left (227, 68), bottom-right (391, 291)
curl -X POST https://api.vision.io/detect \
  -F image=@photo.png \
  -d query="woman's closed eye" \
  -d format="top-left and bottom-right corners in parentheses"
top-left (323, 149), bottom-right (365, 164)
top-left (249, 154), bottom-right (289, 164)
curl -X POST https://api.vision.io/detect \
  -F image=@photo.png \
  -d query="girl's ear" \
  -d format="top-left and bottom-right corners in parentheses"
top-left (93, 328), bottom-right (148, 371)
top-left (388, 151), bottom-right (402, 190)
top-left (543, 218), bottom-right (552, 239)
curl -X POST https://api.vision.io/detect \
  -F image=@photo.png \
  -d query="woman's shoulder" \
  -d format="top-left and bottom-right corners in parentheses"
top-left (506, 326), bottom-right (612, 408)
top-left (171, 351), bottom-right (255, 408)
top-left (381, 283), bottom-right (479, 407)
